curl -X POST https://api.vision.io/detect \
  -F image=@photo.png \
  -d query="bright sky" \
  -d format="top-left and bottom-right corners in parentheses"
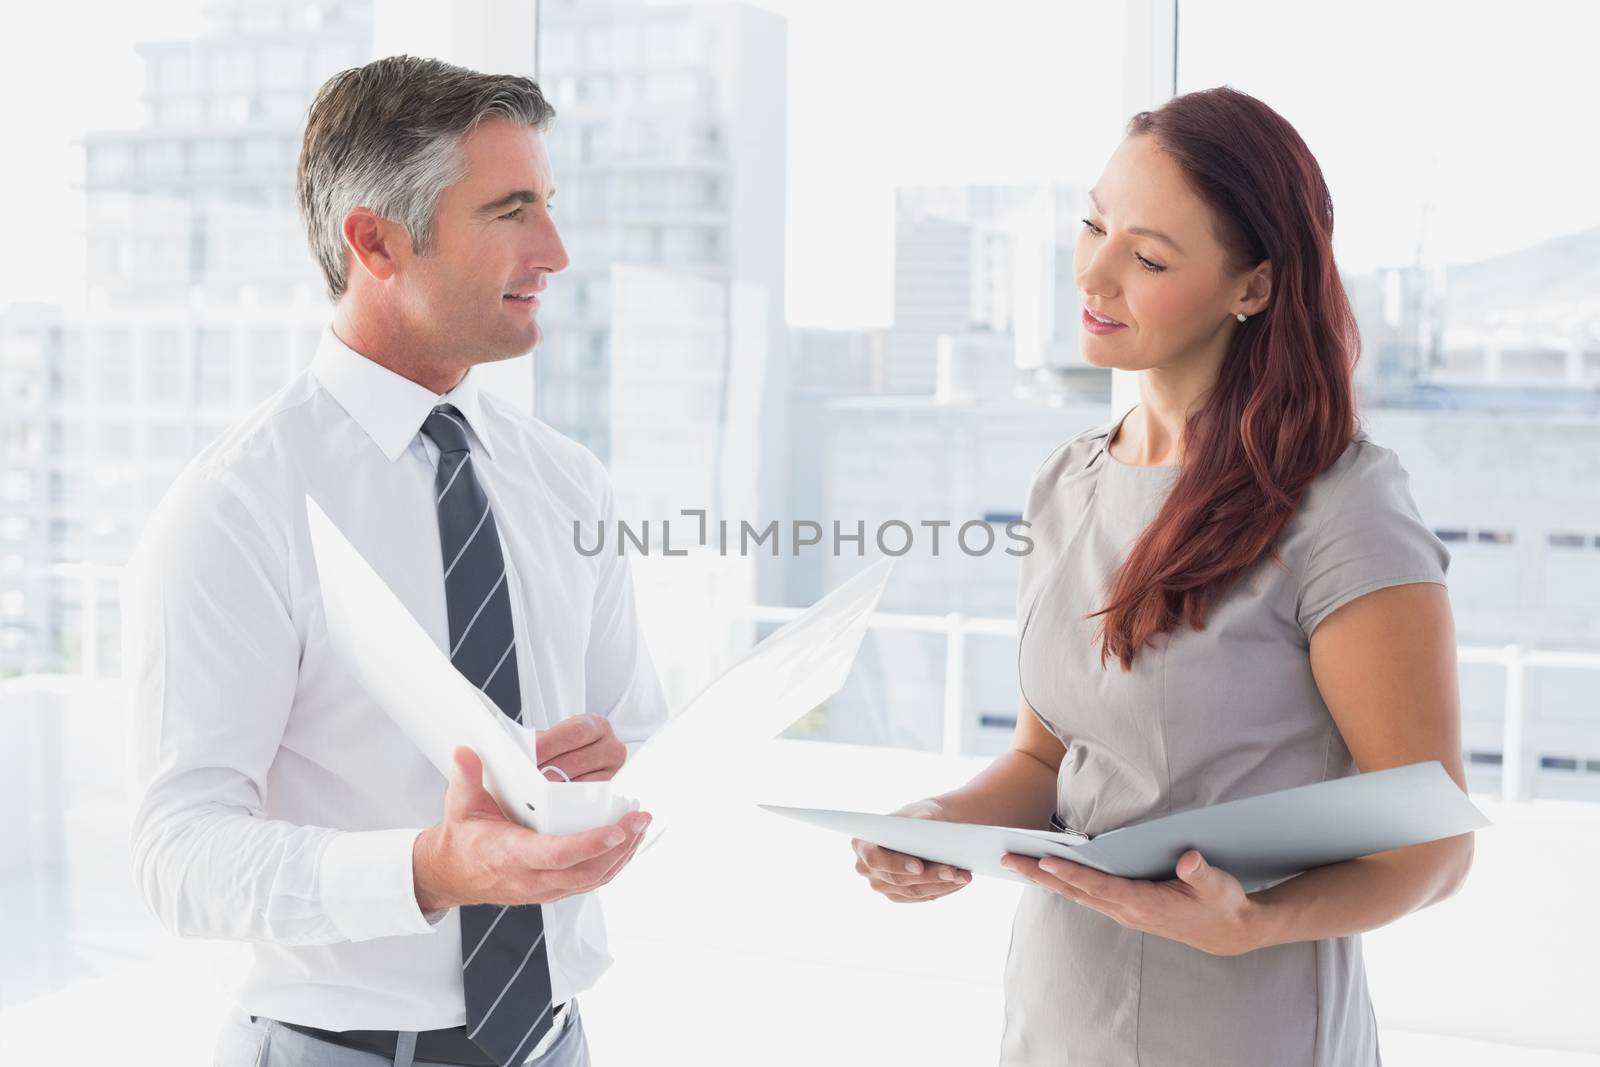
top-left (6, 0), bottom-right (1596, 329)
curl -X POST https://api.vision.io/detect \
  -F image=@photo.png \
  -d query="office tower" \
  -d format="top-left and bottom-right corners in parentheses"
top-left (533, 0), bottom-right (787, 462)
top-left (534, 0), bottom-right (789, 625)
top-left (0, 0), bottom-right (375, 675)
top-left (1349, 227), bottom-right (1600, 411)
top-left (889, 183), bottom-right (1099, 393)
top-left (0, 307), bottom-right (58, 677)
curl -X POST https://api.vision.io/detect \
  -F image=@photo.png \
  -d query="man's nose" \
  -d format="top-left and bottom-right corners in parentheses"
top-left (529, 217), bottom-right (569, 275)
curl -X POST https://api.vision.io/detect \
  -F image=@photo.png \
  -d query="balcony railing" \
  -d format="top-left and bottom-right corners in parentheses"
top-left (14, 561), bottom-right (1600, 804)
top-left (737, 604), bottom-right (1600, 803)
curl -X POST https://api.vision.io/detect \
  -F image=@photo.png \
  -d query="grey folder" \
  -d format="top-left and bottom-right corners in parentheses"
top-left (762, 760), bottom-right (1488, 892)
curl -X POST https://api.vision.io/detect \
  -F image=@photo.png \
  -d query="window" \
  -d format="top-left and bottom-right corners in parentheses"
top-left (196, 328), bottom-right (235, 405)
top-left (2, 472), bottom-right (29, 502)
top-left (5, 7), bottom-right (1595, 1063)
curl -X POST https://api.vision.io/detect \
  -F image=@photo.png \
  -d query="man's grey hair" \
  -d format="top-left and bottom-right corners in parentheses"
top-left (296, 55), bottom-right (556, 302)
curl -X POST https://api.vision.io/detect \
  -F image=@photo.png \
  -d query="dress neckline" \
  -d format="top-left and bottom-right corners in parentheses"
top-left (1098, 405), bottom-right (1181, 473)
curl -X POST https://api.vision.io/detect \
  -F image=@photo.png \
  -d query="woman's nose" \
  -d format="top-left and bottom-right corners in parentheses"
top-left (1076, 250), bottom-right (1118, 301)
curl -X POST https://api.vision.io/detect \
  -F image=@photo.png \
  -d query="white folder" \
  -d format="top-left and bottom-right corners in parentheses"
top-left (306, 493), bottom-right (893, 837)
top-left (762, 760), bottom-right (1489, 893)
top-left (307, 495), bottom-right (562, 830)
top-left (613, 557), bottom-right (893, 791)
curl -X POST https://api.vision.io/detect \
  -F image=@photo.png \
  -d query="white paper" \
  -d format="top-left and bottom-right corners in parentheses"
top-left (307, 494), bottom-right (893, 840)
top-left (306, 495), bottom-right (564, 830)
top-left (762, 761), bottom-right (1489, 893)
top-left (612, 559), bottom-right (894, 841)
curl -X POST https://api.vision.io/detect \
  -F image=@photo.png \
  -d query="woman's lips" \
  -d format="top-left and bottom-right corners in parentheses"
top-left (1082, 308), bottom-right (1126, 335)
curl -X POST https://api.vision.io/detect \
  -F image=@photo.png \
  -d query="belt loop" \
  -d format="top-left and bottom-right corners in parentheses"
top-left (392, 1031), bottom-right (418, 1067)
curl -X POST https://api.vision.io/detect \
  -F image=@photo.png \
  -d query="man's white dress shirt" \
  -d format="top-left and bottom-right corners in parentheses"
top-left (123, 326), bottom-right (668, 1034)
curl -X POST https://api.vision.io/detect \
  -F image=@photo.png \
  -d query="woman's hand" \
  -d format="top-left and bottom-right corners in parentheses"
top-left (1001, 849), bottom-right (1261, 956)
top-left (851, 799), bottom-right (972, 903)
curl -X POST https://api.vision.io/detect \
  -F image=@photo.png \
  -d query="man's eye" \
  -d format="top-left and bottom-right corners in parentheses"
top-left (500, 207), bottom-right (524, 221)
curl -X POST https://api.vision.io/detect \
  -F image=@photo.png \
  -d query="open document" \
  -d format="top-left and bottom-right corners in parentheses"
top-left (610, 556), bottom-right (893, 839)
top-left (762, 761), bottom-right (1489, 893)
top-left (612, 557), bottom-right (892, 791)
top-left (306, 493), bottom-right (893, 837)
top-left (307, 496), bottom-right (560, 830)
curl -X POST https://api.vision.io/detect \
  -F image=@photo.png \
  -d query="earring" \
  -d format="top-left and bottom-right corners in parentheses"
top-left (1236, 312), bottom-right (1247, 323)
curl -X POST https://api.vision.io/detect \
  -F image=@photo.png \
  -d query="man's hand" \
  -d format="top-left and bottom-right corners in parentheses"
top-left (536, 713), bottom-right (626, 783)
top-left (413, 746), bottom-right (649, 911)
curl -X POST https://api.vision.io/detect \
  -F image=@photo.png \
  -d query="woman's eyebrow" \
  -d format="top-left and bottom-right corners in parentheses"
top-left (1088, 188), bottom-right (1186, 255)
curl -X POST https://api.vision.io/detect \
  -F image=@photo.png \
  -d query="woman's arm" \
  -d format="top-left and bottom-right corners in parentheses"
top-left (1001, 581), bottom-right (1475, 954)
top-left (924, 699), bottom-right (1067, 828)
top-left (1247, 580), bottom-right (1473, 946)
top-left (851, 699), bottom-right (1067, 902)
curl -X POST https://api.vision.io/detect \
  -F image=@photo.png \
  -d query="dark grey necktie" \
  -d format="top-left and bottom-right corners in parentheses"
top-left (421, 403), bottom-right (556, 1066)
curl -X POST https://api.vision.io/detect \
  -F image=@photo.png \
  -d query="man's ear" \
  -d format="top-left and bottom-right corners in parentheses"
top-left (341, 208), bottom-right (402, 285)
top-left (1239, 260), bottom-right (1273, 317)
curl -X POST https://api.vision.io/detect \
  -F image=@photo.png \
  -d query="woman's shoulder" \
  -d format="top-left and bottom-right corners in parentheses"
top-left (1288, 429), bottom-right (1449, 637)
top-left (1294, 429), bottom-right (1420, 531)
top-left (1024, 421), bottom-right (1115, 511)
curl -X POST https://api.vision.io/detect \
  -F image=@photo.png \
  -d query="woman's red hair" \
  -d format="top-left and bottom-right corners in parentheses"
top-left (1092, 86), bottom-right (1359, 670)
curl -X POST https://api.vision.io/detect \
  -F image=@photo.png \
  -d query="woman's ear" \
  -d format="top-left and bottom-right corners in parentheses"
top-left (1238, 260), bottom-right (1273, 317)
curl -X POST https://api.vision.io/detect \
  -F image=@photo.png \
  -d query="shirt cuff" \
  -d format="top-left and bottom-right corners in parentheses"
top-left (320, 828), bottom-right (441, 941)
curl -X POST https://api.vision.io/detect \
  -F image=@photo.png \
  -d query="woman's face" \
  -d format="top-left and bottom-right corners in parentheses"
top-left (1073, 133), bottom-right (1269, 375)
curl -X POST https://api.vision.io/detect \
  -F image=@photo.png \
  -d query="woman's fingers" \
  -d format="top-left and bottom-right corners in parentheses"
top-left (860, 861), bottom-right (971, 887)
top-left (854, 840), bottom-right (965, 881)
top-left (852, 839), bottom-right (970, 891)
top-left (852, 838), bottom-right (924, 874)
top-left (876, 878), bottom-right (966, 903)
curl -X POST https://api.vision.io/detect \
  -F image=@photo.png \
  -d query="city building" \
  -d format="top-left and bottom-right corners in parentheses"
top-left (0, 0), bottom-right (375, 677)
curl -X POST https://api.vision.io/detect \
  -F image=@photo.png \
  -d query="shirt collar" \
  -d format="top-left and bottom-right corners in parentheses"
top-left (310, 327), bottom-right (495, 463)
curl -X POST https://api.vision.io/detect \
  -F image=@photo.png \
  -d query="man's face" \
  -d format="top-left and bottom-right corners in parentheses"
top-left (397, 118), bottom-right (568, 364)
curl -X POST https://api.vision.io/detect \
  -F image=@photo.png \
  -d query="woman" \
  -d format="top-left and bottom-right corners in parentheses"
top-left (851, 87), bottom-right (1473, 1066)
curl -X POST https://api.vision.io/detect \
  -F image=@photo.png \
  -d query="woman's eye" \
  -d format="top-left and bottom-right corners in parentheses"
top-left (500, 207), bottom-right (524, 221)
top-left (1136, 254), bottom-right (1166, 274)
top-left (1081, 218), bottom-right (1103, 236)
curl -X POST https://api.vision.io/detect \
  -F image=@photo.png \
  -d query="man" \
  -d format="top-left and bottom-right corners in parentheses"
top-left (124, 56), bottom-right (665, 1067)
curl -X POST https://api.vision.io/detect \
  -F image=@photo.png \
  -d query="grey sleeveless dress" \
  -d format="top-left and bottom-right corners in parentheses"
top-left (1001, 408), bottom-right (1450, 1067)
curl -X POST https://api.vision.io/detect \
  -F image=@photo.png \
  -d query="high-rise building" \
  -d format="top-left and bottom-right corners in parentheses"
top-left (0, 0), bottom-right (375, 675)
top-left (533, 0), bottom-right (788, 460)
top-left (889, 183), bottom-right (1096, 392)
top-left (532, 0), bottom-right (790, 615)
top-left (1352, 227), bottom-right (1600, 410)
top-left (0, 306), bottom-right (59, 677)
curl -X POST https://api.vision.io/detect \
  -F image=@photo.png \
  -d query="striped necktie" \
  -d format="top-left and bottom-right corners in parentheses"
top-left (421, 403), bottom-right (556, 1066)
